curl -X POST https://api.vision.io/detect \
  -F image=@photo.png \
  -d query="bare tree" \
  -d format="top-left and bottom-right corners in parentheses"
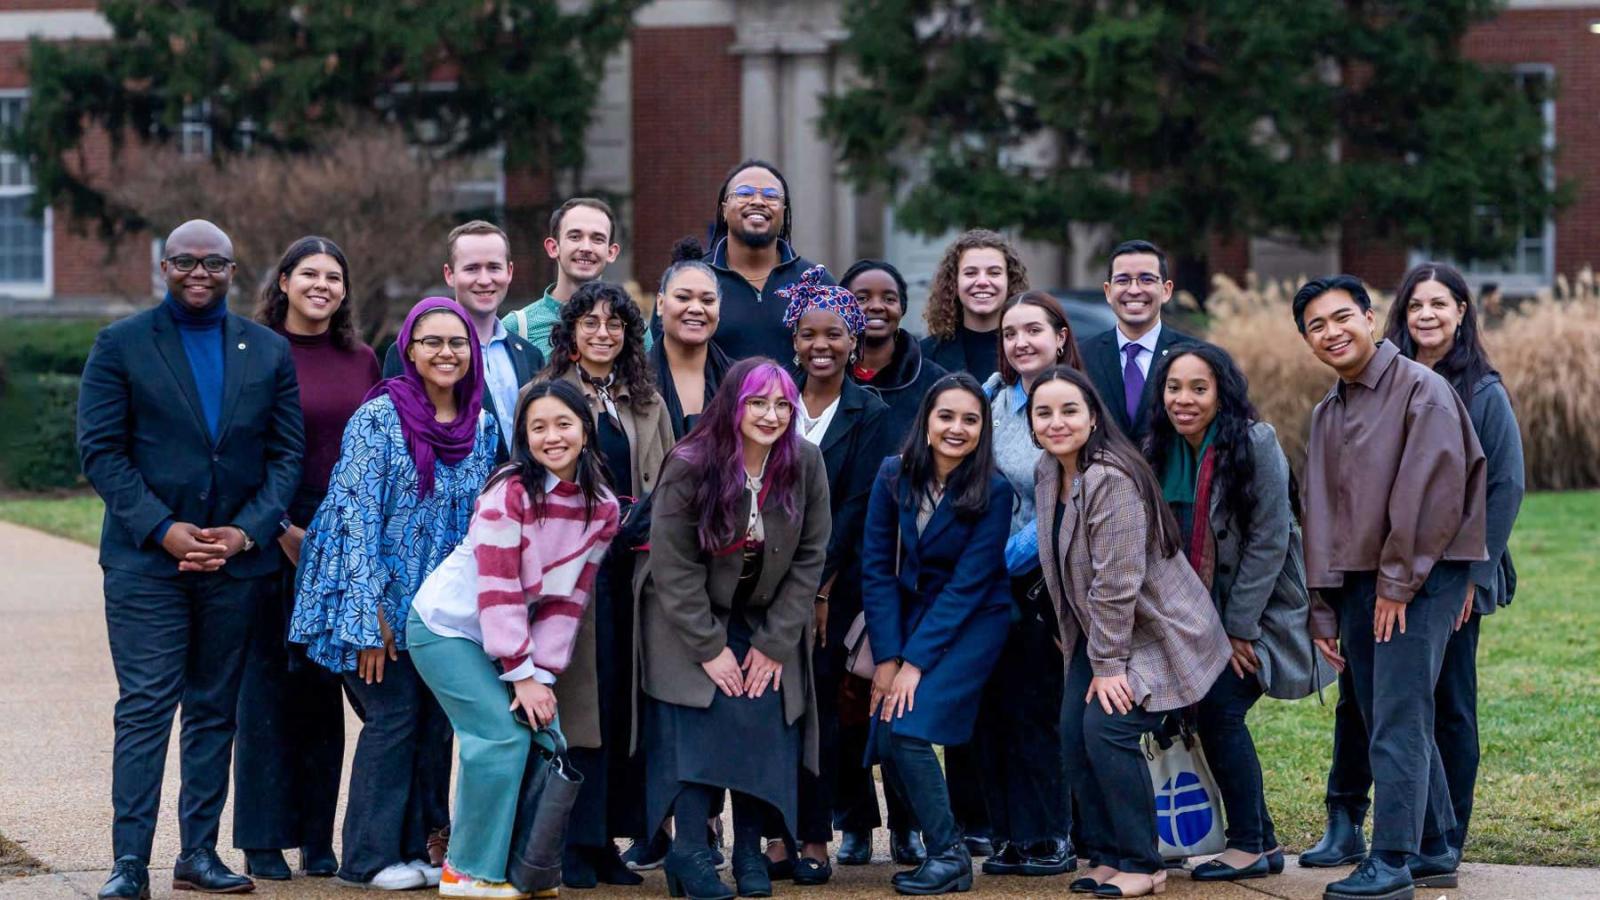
top-left (107, 124), bottom-right (468, 343)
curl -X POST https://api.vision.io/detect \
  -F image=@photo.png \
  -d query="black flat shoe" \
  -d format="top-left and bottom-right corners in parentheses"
top-left (242, 850), bottom-right (289, 882)
top-left (731, 850), bottom-right (772, 898)
top-left (563, 845), bottom-right (599, 889)
top-left (298, 845), bottom-right (337, 878)
top-left (1265, 846), bottom-right (1285, 875)
top-left (1070, 877), bottom-right (1101, 894)
top-left (591, 843), bottom-right (644, 886)
top-left (892, 829), bottom-right (928, 866)
top-left (1017, 838), bottom-right (1076, 876)
top-left (172, 848), bottom-right (254, 893)
top-left (1323, 857), bottom-right (1415, 900)
top-left (895, 844), bottom-right (973, 896)
top-left (1191, 854), bottom-right (1269, 882)
top-left (99, 856), bottom-right (150, 899)
top-left (980, 841), bottom-right (1023, 875)
top-left (961, 835), bottom-right (994, 859)
top-left (764, 838), bottom-right (796, 881)
top-left (837, 830), bottom-right (872, 866)
top-left (793, 856), bottom-right (832, 886)
top-left (665, 848), bottom-right (735, 900)
top-left (1406, 849), bottom-right (1458, 889)
top-left (1302, 805), bottom-right (1368, 868)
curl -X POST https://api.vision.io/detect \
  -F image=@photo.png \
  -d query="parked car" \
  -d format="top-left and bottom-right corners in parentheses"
top-left (1049, 289), bottom-right (1119, 339)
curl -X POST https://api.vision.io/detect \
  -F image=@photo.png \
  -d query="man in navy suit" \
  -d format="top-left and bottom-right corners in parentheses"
top-left (383, 220), bottom-right (545, 461)
top-left (1079, 240), bottom-right (1203, 444)
top-left (78, 219), bottom-right (304, 897)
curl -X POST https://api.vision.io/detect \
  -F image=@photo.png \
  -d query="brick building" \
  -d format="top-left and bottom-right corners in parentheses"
top-left (3, 0), bottom-right (1596, 321)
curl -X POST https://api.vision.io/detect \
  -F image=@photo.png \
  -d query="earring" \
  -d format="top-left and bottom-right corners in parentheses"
top-left (793, 353), bottom-right (801, 366)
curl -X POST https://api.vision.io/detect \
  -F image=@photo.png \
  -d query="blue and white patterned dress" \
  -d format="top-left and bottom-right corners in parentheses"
top-left (289, 394), bottom-right (499, 673)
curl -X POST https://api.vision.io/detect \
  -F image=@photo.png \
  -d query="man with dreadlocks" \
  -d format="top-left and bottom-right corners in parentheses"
top-left (682, 159), bottom-right (833, 363)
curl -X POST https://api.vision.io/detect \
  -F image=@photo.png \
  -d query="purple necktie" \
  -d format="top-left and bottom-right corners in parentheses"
top-left (1123, 342), bottom-right (1145, 426)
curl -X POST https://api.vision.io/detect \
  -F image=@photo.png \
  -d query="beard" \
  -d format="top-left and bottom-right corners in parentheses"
top-left (730, 221), bottom-right (778, 249)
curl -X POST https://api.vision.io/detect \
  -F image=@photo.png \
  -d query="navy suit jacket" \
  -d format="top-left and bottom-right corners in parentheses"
top-left (77, 308), bottom-right (304, 579)
top-left (382, 329), bottom-right (544, 463)
top-left (859, 457), bottom-right (1012, 745)
top-left (1080, 323), bottom-right (1205, 444)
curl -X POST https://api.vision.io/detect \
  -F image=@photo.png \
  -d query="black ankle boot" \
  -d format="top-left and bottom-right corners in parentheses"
top-left (894, 843), bottom-right (973, 896)
top-left (299, 844), bottom-right (338, 878)
top-left (563, 844), bottom-right (598, 889)
top-left (1407, 849), bottom-right (1459, 889)
top-left (731, 849), bottom-right (773, 898)
top-left (891, 829), bottom-right (928, 866)
top-left (837, 830), bottom-right (872, 866)
top-left (665, 848), bottom-right (735, 900)
top-left (1301, 805), bottom-right (1368, 868)
top-left (243, 848), bottom-right (290, 881)
top-left (591, 843), bottom-right (644, 886)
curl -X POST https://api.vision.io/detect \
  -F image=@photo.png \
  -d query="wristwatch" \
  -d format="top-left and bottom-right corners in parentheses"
top-left (233, 525), bottom-right (255, 553)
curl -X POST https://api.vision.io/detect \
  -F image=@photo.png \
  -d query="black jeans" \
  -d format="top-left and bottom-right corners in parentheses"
top-left (1059, 639), bottom-right (1163, 875)
top-left (835, 718), bottom-right (913, 833)
top-left (975, 590), bottom-right (1069, 848)
top-left (873, 728), bottom-right (960, 856)
top-left (1333, 566), bottom-right (1462, 854)
top-left (789, 635), bottom-right (844, 844)
top-left (338, 651), bottom-right (453, 881)
top-left (104, 568), bottom-right (264, 863)
top-left (232, 566), bottom-right (346, 851)
top-left (1194, 664), bottom-right (1277, 853)
top-left (1326, 592), bottom-right (1481, 852)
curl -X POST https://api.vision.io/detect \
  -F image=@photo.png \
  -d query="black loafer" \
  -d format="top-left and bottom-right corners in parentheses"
top-left (837, 830), bottom-right (872, 866)
top-left (1192, 854), bottom-right (1269, 882)
top-left (1407, 849), bottom-right (1458, 889)
top-left (980, 841), bottom-right (1023, 875)
top-left (1323, 857), bottom-right (1415, 900)
top-left (793, 856), bottom-right (832, 886)
top-left (1018, 838), bottom-right (1076, 876)
top-left (172, 848), bottom-right (254, 893)
top-left (891, 829), bottom-right (928, 866)
top-left (98, 856), bottom-right (150, 899)
top-left (242, 850), bottom-right (289, 881)
top-left (299, 845), bottom-right (337, 878)
top-left (961, 835), bottom-right (994, 859)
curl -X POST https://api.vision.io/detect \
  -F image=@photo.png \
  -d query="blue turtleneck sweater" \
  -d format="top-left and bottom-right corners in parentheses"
top-left (163, 291), bottom-right (227, 440)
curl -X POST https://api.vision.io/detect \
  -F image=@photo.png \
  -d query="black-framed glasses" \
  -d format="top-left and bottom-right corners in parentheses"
top-left (729, 184), bottom-right (784, 202)
top-left (411, 336), bottom-right (471, 354)
top-left (165, 254), bottom-right (234, 274)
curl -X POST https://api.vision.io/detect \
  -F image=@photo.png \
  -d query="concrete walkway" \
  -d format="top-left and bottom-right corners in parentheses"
top-left (2, 520), bottom-right (1596, 899)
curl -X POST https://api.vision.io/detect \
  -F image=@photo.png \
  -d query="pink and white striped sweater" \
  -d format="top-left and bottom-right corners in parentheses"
top-left (473, 475), bottom-right (619, 678)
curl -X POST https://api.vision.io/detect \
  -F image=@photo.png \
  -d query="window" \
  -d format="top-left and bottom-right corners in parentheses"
top-left (0, 93), bottom-right (51, 296)
top-left (179, 101), bottom-right (214, 159)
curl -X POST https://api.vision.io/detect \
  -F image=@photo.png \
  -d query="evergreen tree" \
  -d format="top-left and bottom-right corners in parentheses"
top-left (822, 0), bottom-right (1567, 281)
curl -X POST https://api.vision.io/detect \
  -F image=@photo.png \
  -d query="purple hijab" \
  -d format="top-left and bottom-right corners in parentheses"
top-left (365, 297), bottom-right (486, 498)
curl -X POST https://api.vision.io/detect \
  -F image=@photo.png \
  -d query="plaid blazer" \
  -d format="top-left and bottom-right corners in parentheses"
top-left (1035, 455), bottom-right (1230, 712)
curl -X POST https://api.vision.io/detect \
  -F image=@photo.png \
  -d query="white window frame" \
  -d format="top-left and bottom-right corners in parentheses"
top-left (384, 81), bottom-right (507, 218)
top-left (1413, 63), bottom-right (1556, 296)
top-left (0, 88), bottom-right (53, 300)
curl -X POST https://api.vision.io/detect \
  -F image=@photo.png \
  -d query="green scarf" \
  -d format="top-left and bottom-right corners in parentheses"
top-left (1160, 421), bottom-right (1217, 505)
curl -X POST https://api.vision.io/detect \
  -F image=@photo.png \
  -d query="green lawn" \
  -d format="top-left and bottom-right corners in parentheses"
top-left (0, 490), bottom-right (1595, 866)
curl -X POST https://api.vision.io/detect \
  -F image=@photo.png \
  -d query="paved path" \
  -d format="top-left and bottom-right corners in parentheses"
top-left (2, 520), bottom-right (1596, 899)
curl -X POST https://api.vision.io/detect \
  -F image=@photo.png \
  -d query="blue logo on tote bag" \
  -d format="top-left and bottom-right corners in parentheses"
top-left (1155, 771), bottom-right (1214, 848)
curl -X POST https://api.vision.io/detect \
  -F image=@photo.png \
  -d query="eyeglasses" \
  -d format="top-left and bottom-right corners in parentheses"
top-left (729, 184), bottom-right (784, 203)
top-left (744, 397), bottom-right (794, 419)
top-left (1110, 273), bottom-right (1164, 289)
top-left (578, 316), bottom-right (626, 336)
top-left (165, 254), bottom-right (234, 274)
top-left (411, 336), bottom-right (472, 354)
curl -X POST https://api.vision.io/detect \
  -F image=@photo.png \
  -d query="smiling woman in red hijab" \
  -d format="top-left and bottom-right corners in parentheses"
top-left (291, 297), bottom-right (501, 890)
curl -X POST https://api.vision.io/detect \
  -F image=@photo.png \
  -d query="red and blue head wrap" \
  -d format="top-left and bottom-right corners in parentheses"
top-left (779, 265), bottom-right (867, 336)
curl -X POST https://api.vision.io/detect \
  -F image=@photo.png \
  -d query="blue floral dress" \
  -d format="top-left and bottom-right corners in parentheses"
top-left (290, 394), bottom-right (499, 673)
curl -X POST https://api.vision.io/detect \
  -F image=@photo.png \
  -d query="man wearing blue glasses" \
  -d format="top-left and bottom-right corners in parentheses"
top-left (693, 158), bottom-right (833, 362)
top-left (1081, 239), bottom-right (1205, 443)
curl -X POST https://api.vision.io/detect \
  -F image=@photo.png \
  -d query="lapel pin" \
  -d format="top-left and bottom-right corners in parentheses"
top-left (238, 342), bottom-right (247, 350)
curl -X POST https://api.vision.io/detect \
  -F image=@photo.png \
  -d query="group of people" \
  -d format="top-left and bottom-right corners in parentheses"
top-left (78, 157), bottom-right (1524, 900)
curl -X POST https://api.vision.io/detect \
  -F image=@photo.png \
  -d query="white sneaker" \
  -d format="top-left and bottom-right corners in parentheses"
top-left (408, 859), bottom-right (443, 887)
top-left (340, 861), bottom-right (427, 890)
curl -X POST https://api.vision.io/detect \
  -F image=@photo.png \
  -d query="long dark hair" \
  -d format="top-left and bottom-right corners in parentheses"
top-left (1144, 345), bottom-right (1264, 536)
top-left (255, 236), bottom-right (358, 349)
top-left (1028, 365), bottom-right (1180, 559)
top-left (667, 358), bottom-right (803, 552)
top-left (544, 281), bottom-right (656, 405)
top-left (710, 159), bottom-right (793, 247)
top-left (1383, 262), bottom-right (1496, 401)
top-left (997, 290), bottom-right (1085, 384)
top-left (894, 372), bottom-right (995, 519)
top-left (483, 379), bottom-right (610, 525)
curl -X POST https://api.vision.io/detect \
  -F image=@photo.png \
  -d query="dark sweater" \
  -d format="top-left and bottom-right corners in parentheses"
top-left (164, 293), bottom-right (226, 440)
top-left (921, 323), bottom-right (999, 383)
top-left (280, 328), bottom-right (381, 519)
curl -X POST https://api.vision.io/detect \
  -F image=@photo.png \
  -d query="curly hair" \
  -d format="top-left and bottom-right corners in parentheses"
top-left (925, 229), bottom-right (1030, 341)
top-left (254, 236), bottom-right (359, 350)
top-left (543, 282), bottom-right (657, 408)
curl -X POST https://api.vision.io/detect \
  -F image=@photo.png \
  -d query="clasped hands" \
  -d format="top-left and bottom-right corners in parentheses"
top-left (701, 645), bottom-right (784, 699)
top-left (160, 521), bottom-right (248, 573)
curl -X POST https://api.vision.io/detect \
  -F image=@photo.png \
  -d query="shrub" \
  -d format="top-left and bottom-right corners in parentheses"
top-left (1202, 268), bottom-right (1599, 490)
top-left (0, 318), bottom-right (105, 379)
top-left (0, 372), bottom-right (82, 490)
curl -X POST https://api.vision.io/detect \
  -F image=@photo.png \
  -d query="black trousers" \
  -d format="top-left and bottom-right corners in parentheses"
top-left (1326, 599), bottom-right (1481, 852)
top-left (104, 567), bottom-right (265, 862)
top-left (232, 566), bottom-right (346, 851)
top-left (873, 728), bottom-right (960, 856)
top-left (974, 594), bottom-right (1069, 847)
top-left (835, 717), bottom-right (913, 833)
top-left (1059, 639), bottom-right (1163, 875)
top-left (944, 743), bottom-right (989, 839)
top-left (568, 554), bottom-right (647, 848)
top-left (1194, 665), bottom-right (1277, 853)
top-left (1332, 566), bottom-right (1462, 854)
top-left (338, 651), bottom-right (454, 882)
top-left (791, 636), bottom-right (844, 844)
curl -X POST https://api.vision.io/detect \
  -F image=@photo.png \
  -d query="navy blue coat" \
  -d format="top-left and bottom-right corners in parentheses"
top-left (859, 457), bottom-right (1013, 746)
top-left (77, 308), bottom-right (304, 579)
